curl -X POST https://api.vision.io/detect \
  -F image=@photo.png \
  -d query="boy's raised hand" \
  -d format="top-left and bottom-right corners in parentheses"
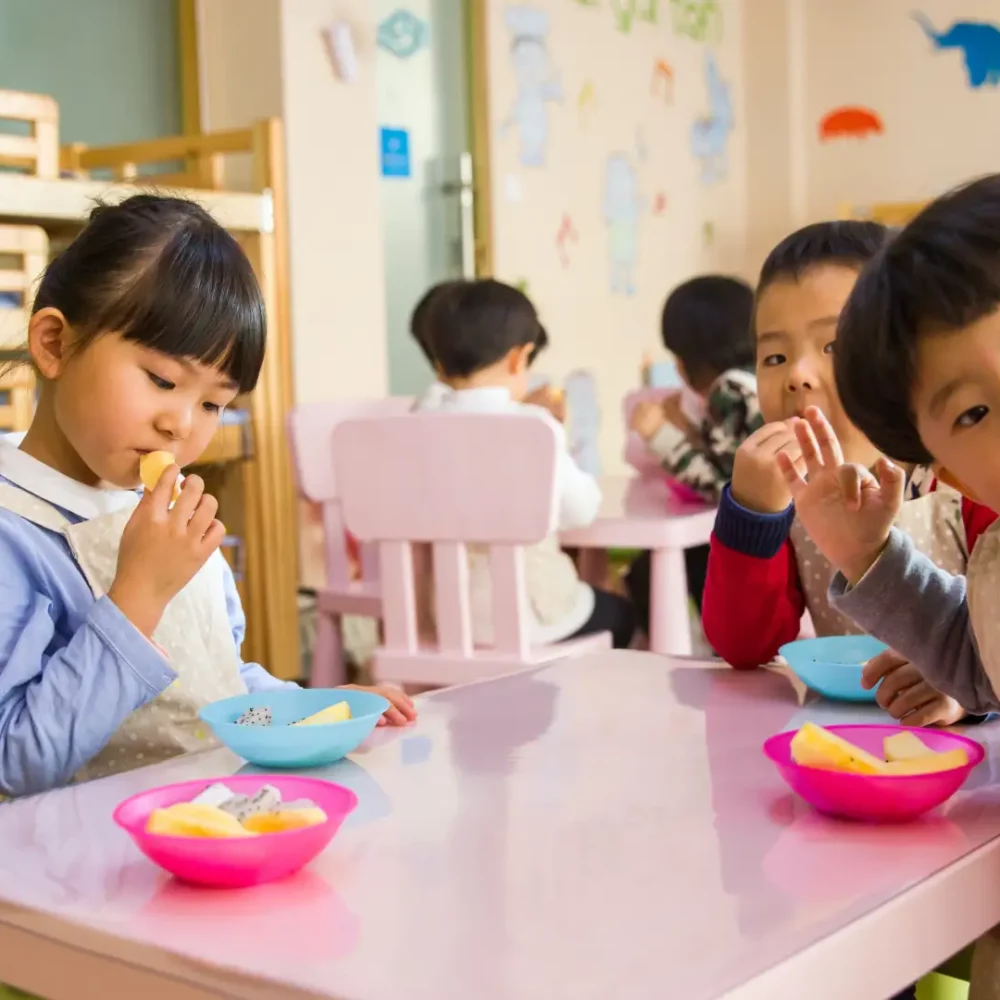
top-left (776, 407), bottom-right (904, 584)
top-left (731, 421), bottom-right (805, 513)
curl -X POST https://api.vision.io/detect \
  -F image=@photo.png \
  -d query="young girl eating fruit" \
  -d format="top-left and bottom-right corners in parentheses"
top-left (0, 195), bottom-right (413, 799)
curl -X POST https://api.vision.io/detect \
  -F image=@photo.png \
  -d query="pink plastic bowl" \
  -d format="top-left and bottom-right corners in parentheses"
top-left (113, 775), bottom-right (358, 888)
top-left (763, 724), bottom-right (984, 823)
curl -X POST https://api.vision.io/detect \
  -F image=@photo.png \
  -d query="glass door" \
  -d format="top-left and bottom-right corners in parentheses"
top-left (375, 0), bottom-right (476, 396)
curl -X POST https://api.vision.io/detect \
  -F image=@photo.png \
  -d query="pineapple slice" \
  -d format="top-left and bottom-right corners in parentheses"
top-left (882, 748), bottom-right (968, 775)
top-left (242, 807), bottom-right (328, 833)
top-left (790, 722), bottom-right (887, 774)
top-left (146, 802), bottom-right (256, 838)
top-left (292, 700), bottom-right (351, 726)
top-left (139, 450), bottom-right (181, 502)
top-left (883, 731), bottom-right (936, 763)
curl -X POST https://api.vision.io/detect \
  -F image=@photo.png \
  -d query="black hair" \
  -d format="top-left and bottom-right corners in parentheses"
top-left (660, 275), bottom-right (754, 384)
top-left (528, 323), bottom-right (549, 366)
top-left (836, 175), bottom-right (1000, 464)
top-left (425, 278), bottom-right (542, 378)
top-left (32, 194), bottom-right (265, 394)
top-left (757, 220), bottom-right (891, 294)
top-left (409, 279), bottom-right (467, 364)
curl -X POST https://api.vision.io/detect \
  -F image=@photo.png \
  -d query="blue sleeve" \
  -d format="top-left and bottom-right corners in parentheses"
top-left (713, 486), bottom-right (795, 559)
top-left (0, 579), bottom-right (176, 798)
top-left (222, 561), bottom-right (298, 693)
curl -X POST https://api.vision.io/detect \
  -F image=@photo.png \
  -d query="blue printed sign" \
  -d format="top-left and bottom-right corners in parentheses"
top-left (380, 127), bottom-right (411, 178)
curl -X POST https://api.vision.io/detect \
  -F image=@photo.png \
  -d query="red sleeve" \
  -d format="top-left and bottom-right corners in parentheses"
top-left (963, 498), bottom-right (998, 552)
top-left (702, 535), bottom-right (806, 670)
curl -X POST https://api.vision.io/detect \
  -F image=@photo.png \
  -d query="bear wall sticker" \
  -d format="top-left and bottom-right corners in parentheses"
top-left (913, 12), bottom-right (1000, 89)
top-left (501, 6), bottom-right (563, 167)
top-left (603, 153), bottom-right (644, 296)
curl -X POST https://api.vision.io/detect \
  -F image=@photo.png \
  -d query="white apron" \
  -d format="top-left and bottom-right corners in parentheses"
top-left (0, 484), bottom-right (247, 783)
top-left (789, 483), bottom-right (968, 636)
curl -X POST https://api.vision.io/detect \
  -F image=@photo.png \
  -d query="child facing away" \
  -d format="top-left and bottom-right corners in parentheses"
top-left (0, 195), bottom-right (414, 800)
top-left (701, 220), bottom-right (996, 728)
top-left (626, 275), bottom-right (759, 625)
top-left (770, 177), bottom-right (1000, 1000)
top-left (416, 278), bottom-right (636, 649)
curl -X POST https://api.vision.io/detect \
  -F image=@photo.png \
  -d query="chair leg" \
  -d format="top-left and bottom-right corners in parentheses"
top-left (311, 612), bottom-right (347, 688)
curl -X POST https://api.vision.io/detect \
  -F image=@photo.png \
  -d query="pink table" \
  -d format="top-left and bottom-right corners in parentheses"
top-left (2, 654), bottom-right (1000, 999)
top-left (561, 476), bottom-right (715, 655)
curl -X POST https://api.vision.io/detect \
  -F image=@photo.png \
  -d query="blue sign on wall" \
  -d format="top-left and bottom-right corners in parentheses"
top-left (379, 127), bottom-right (411, 178)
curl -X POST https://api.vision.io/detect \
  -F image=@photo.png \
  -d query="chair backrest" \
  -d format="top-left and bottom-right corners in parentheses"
top-left (334, 413), bottom-right (559, 660)
top-left (287, 397), bottom-right (413, 589)
top-left (622, 387), bottom-right (676, 475)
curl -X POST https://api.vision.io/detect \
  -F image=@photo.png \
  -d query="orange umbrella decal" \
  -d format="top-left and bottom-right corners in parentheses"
top-left (818, 106), bottom-right (884, 141)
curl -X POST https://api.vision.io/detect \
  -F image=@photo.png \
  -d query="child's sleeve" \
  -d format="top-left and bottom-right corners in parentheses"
top-left (645, 375), bottom-right (759, 501)
top-left (701, 487), bottom-right (805, 669)
top-left (222, 559), bottom-right (300, 692)
top-left (829, 529), bottom-right (997, 713)
top-left (0, 546), bottom-right (178, 798)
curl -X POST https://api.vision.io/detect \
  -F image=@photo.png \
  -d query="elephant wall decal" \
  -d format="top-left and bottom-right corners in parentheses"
top-left (913, 11), bottom-right (1000, 89)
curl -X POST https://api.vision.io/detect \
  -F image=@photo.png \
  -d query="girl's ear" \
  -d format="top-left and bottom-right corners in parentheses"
top-left (28, 308), bottom-right (72, 380)
top-left (507, 343), bottom-right (534, 374)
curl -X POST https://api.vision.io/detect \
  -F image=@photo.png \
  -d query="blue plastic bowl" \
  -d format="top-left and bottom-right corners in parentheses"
top-left (199, 688), bottom-right (390, 768)
top-left (778, 635), bottom-right (888, 702)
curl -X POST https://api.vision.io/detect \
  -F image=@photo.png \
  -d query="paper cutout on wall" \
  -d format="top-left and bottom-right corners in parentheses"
top-left (603, 153), bottom-right (644, 295)
top-left (690, 51), bottom-right (732, 184)
top-left (515, 277), bottom-right (531, 295)
top-left (670, 0), bottom-right (722, 42)
top-left (912, 12), bottom-right (1000, 88)
top-left (564, 370), bottom-right (601, 477)
top-left (818, 106), bottom-right (884, 142)
top-left (651, 58), bottom-right (675, 102)
top-left (322, 22), bottom-right (359, 83)
top-left (556, 214), bottom-right (579, 268)
top-left (653, 192), bottom-right (667, 214)
top-left (501, 6), bottom-right (563, 167)
top-left (578, 81), bottom-right (596, 112)
top-left (504, 174), bottom-right (524, 203)
top-left (702, 220), bottom-right (715, 246)
top-left (377, 9), bottom-right (430, 59)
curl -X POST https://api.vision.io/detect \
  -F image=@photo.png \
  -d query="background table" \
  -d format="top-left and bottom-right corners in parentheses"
top-left (2, 655), bottom-right (1000, 999)
top-left (561, 476), bottom-right (715, 655)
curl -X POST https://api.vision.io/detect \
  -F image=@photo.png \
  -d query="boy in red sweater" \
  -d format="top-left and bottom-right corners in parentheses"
top-left (702, 221), bottom-right (997, 727)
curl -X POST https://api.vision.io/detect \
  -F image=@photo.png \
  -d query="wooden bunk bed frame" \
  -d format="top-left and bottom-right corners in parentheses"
top-left (0, 92), bottom-right (299, 681)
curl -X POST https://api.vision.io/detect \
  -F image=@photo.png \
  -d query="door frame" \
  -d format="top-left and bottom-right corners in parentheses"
top-left (467, 0), bottom-right (494, 277)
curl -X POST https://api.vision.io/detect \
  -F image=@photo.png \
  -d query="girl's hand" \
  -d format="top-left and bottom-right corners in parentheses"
top-left (108, 468), bottom-right (225, 637)
top-left (341, 683), bottom-right (417, 726)
top-left (863, 650), bottom-right (966, 727)
top-left (777, 407), bottom-right (904, 584)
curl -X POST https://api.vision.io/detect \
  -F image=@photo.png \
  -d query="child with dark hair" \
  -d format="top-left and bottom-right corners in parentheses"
top-left (701, 220), bottom-right (992, 731)
top-left (416, 278), bottom-right (635, 649)
top-left (0, 195), bottom-right (413, 798)
top-left (626, 275), bottom-right (758, 630)
top-left (630, 275), bottom-right (758, 500)
top-left (410, 279), bottom-right (466, 409)
top-left (779, 177), bottom-right (1000, 714)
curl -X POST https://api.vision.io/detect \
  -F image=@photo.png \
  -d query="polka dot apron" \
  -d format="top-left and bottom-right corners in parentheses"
top-left (788, 482), bottom-right (968, 637)
top-left (966, 519), bottom-right (1000, 700)
top-left (0, 484), bottom-right (247, 784)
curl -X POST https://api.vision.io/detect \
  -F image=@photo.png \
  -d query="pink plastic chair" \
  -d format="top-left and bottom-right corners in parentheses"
top-left (623, 387), bottom-right (675, 475)
top-left (334, 413), bottom-right (611, 687)
top-left (288, 398), bottom-right (413, 686)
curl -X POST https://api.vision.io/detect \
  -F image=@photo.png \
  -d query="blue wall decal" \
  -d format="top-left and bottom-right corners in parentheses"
top-left (377, 9), bottom-right (430, 59)
top-left (379, 127), bottom-right (411, 178)
top-left (689, 50), bottom-right (732, 184)
top-left (500, 6), bottom-right (563, 167)
top-left (913, 13), bottom-right (1000, 88)
top-left (603, 153), bottom-right (644, 296)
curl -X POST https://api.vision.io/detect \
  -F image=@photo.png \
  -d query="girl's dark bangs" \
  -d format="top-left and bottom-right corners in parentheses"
top-left (109, 225), bottom-right (266, 394)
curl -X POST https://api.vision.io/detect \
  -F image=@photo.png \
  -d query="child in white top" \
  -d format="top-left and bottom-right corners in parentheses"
top-left (416, 279), bottom-right (636, 648)
top-left (0, 195), bottom-right (413, 798)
